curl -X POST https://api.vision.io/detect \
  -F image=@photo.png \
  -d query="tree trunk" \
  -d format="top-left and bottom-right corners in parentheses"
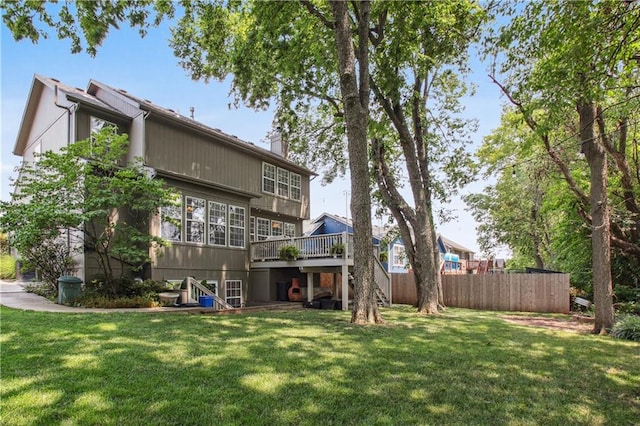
top-left (579, 101), bottom-right (614, 334)
top-left (415, 209), bottom-right (441, 314)
top-left (330, 1), bottom-right (382, 324)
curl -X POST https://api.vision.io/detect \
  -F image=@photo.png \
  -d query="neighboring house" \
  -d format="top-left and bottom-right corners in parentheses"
top-left (387, 235), bottom-right (476, 275)
top-left (437, 235), bottom-right (476, 274)
top-left (12, 74), bottom-right (315, 307)
top-left (304, 213), bottom-right (476, 275)
top-left (303, 212), bottom-right (387, 247)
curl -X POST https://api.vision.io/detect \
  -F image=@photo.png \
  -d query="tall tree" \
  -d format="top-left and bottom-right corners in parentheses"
top-left (487, 0), bottom-right (640, 333)
top-left (0, 128), bottom-right (177, 293)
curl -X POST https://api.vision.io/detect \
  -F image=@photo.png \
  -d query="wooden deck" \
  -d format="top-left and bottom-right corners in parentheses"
top-left (250, 232), bottom-right (391, 310)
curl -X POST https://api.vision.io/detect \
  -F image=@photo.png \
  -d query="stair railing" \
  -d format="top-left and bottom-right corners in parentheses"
top-left (187, 277), bottom-right (234, 310)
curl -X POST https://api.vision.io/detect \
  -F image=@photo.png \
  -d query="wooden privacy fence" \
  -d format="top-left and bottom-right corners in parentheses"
top-left (393, 273), bottom-right (571, 314)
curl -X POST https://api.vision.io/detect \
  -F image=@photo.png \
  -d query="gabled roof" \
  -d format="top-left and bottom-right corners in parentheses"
top-left (306, 212), bottom-right (389, 240)
top-left (86, 79), bottom-right (315, 177)
top-left (13, 74), bottom-right (126, 155)
top-left (438, 235), bottom-right (475, 254)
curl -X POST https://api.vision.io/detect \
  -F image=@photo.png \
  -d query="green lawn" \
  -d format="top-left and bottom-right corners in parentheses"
top-left (1, 306), bottom-right (638, 425)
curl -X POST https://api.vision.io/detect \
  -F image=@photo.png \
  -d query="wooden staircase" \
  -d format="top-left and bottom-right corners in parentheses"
top-left (346, 254), bottom-right (392, 307)
top-left (187, 277), bottom-right (234, 310)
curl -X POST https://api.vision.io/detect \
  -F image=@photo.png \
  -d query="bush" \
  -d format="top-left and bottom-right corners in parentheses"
top-left (610, 315), bottom-right (640, 341)
top-left (0, 255), bottom-right (16, 279)
top-left (615, 302), bottom-right (640, 316)
top-left (81, 277), bottom-right (168, 308)
top-left (613, 285), bottom-right (640, 304)
top-left (77, 295), bottom-right (160, 309)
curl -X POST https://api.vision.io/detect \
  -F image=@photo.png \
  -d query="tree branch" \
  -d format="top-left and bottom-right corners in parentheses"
top-left (299, 0), bottom-right (334, 30)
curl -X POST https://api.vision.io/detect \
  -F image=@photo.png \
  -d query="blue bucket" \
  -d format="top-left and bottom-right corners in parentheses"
top-left (200, 296), bottom-right (213, 308)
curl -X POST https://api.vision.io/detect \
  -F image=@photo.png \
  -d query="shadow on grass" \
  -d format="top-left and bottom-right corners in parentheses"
top-left (1, 306), bottom-right (638, 425)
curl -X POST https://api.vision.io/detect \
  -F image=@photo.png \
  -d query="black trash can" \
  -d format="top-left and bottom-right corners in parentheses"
top-left (320, 298), bottom-right (336, 310)
top-left (277, 281), bottom-right (289, 302)
top-left (58, 276), bottom-right (83, 305)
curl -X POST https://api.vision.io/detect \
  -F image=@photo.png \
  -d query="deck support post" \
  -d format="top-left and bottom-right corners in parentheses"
top-left (341, 262), bottom-right (349, 310)
top-left (306, 272), bottom-right (314, 302)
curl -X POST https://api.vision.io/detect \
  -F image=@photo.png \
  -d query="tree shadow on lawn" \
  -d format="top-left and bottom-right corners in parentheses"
top-left (0, 307), bottom-right (638, 425)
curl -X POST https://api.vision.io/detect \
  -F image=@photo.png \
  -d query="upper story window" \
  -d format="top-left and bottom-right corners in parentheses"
top-left (262, 162), bottom-right (301, 201)
top-left (262, 163), bottom-right (276, 194)
top-left (290, 173), bottom-right (301, 201)
top-left (277, 168), bottom-right (289, 197)
top-left (90, 116), bottom-right (116, 134)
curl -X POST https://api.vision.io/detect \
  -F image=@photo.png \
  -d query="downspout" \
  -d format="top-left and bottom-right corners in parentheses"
top-left (54, 85), bottom-right (79, 271)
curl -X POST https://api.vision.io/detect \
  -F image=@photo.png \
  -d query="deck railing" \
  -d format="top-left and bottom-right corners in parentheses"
top-left (251, 232), bottom-right (353, 261)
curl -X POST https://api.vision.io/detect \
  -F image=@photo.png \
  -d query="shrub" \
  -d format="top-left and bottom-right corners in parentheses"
top-left (0, 255), bottom-right (16, 279)
top-left (613, 285), bottom-right (640, 304)
top-left (610, 315), bottom-right (640, 341)
top-left (615, 302), bottom-right (640, 316)
top-left (77, 295), bottom-right (160, 309)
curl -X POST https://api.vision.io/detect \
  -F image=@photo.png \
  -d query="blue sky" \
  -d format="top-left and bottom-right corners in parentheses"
top-left (1, 17), bottom-right (505, 255)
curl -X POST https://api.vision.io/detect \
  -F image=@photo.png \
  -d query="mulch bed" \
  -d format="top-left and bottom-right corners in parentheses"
top-left (500, 315), bottom-right (594, 334)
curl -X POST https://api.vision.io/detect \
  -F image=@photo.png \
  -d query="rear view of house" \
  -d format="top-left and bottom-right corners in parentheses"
top-left (12, 74), bottom-right (314, 307)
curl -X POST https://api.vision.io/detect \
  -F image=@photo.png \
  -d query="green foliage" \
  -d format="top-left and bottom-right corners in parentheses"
top-left (79, 278), bottom-right (166, 308)
top-left (84, 277), bottom-right (166, 299)
top-left (0, 0), bottom-right (175, 56)
top-left (0, 127), bottom-right (178, 293)
top-left (77, 295), bottom-right (160, 309)
top-left (0, 233), bottom-right (9, 255)
top-left (614, 285), bottom-right (640, 304)
top-left (330, 243), bottom-right (345, 255)
top-left (278, 245), bottom-right (299, 261)
top-left (0, 255), bottom-right (16, 279)
top-left (610, 315), bottom-right (640, 341)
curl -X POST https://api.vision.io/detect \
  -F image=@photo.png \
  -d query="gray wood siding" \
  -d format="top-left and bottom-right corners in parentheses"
top-left (145, 117), bottom-right (311, 220)
top-left (22, 88), bottom-right (71, 158)
top-left (150, 178), bottom-right (251, 284)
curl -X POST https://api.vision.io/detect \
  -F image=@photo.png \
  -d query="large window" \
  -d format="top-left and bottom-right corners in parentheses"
top-left (262, 163), bottom-right (276, 194)
top-left (90, 116), bottom-right (117, 135)
top-left (228, 205), bottom-right (245, 248)
top-left (208, 201), bottom-right (227, 246)
top-left (225, 280), bottom-right (242, 308)
top-left (161, 195), bottom-right (182, 242)
top-left (185, 196), bottom-right (206, 243)
top-left (257, 218), bottom-right (271, 241)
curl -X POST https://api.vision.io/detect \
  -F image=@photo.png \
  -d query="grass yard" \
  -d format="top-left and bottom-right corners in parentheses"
top-left (1, 306), bottom-right (638, 425)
